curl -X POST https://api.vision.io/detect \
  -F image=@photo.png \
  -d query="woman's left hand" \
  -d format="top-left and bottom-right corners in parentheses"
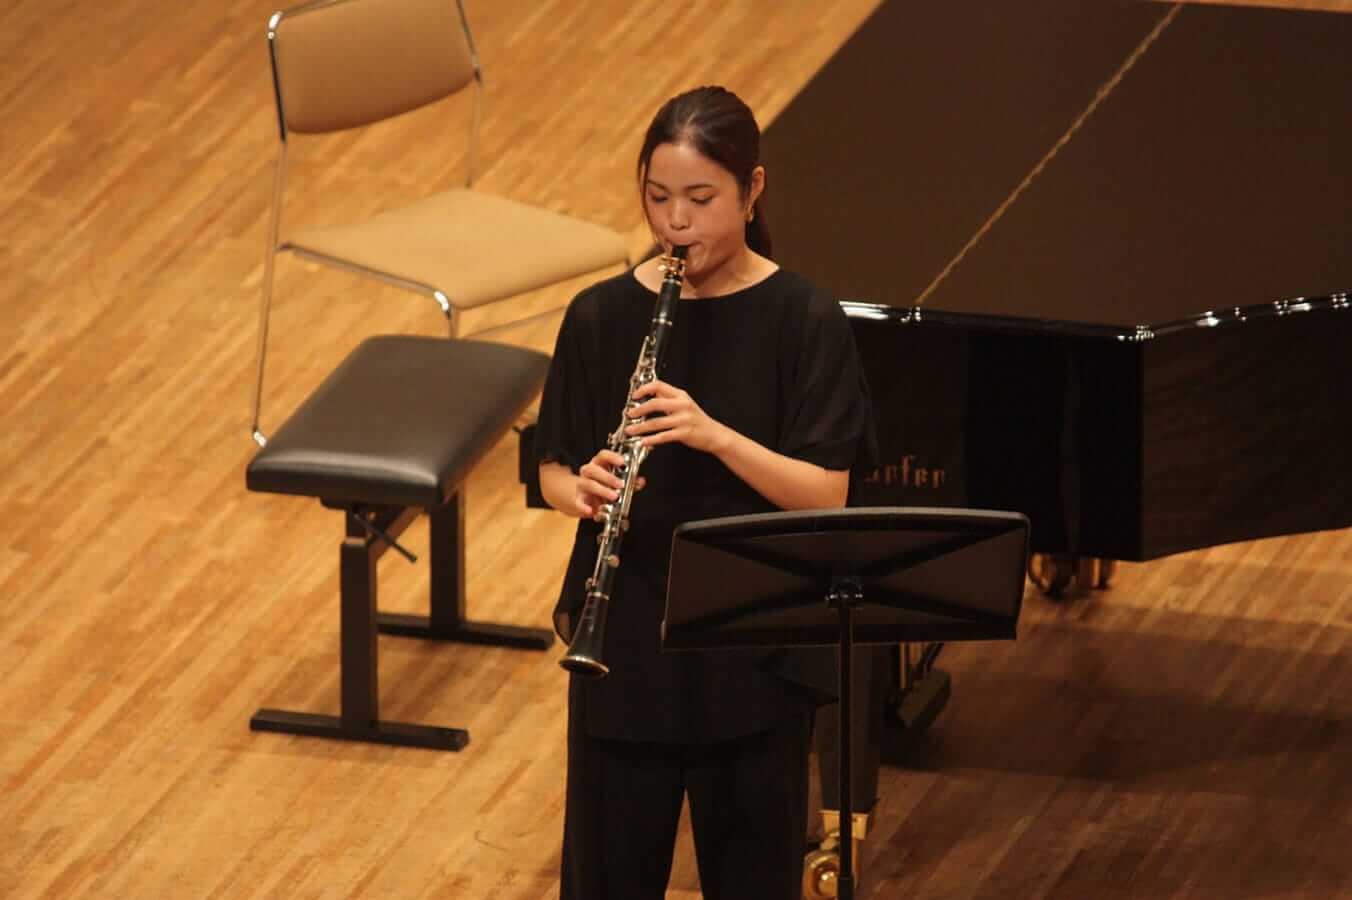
top-left (625, 380), bottom-right (732, 455)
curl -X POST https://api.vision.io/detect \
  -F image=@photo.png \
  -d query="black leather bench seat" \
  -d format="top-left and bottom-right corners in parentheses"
top-left (247, 335), bottom-right (549, 507)
top-left (244, 333), bottom-right (554, 752)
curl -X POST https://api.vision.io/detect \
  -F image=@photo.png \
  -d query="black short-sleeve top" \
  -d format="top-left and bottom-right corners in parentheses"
top-left (534, 267), bottom-right (877, 743)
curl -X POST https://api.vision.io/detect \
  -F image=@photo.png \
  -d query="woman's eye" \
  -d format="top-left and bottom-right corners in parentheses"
top-left (647, 194), bottom-right (668, 204)
top-left (691, 197), bottom-right (712, 206)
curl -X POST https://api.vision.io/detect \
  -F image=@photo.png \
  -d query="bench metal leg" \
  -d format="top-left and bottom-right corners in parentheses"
top-left (376, 494), bottom-right (555, 650)
top-left (252, 506), bottom-right (469, 751)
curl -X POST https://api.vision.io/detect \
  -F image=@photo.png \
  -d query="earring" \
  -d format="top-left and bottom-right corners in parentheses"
top-left (746, 207), bottom-right (755, 223)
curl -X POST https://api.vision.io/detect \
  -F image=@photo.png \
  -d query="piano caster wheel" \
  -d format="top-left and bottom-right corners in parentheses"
top-left (803, 812), bottom-right (867, 898)
top-left (1028, 554), bottom-right (1117, 598)
top-left (803, 840), bottom-right (841, 898)
top-left (804, 834), bottom-right (860, 898)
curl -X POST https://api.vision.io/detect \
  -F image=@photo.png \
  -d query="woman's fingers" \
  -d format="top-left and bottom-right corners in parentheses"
top-left (620, 380), bottom-right (722, 451)
top-left (581, 458), bottom-right (624, 490)
top-left (573, 445), bottom-right (653, 520)
top-left (630, 380), bottom-right (667, 400)
top-left (639, 425), bottom-right (684, 447)
top-left (627, 412), bottom-right (688, 437)
top-left (579, 471), bottom-right (619, 500)
top-left (627, 395), bottom-right (687, 430)
top-left (629, 397), bottom-right (678, 419)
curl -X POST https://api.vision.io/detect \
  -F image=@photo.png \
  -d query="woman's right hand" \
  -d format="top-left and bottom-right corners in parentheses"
top-left (539, 450), bottom-right (647, 520)
top-left (574, 449), bottom-right (628, 520)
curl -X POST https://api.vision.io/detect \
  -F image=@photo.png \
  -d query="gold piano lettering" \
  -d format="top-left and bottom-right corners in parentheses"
top-left (862, 454), bottom-right (947, 490)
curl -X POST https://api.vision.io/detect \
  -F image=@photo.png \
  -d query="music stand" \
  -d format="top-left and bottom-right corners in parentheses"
top-left (664, 507), bottom-right (1029, 900)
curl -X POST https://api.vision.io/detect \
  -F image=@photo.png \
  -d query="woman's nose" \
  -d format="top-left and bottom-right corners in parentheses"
top-left (668, 200), bottom-right (690, 230)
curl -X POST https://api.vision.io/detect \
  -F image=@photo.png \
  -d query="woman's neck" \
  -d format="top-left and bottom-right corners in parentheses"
top-left (638, 246), bottom-right (777, 298)
top-left (684, 247), bottom-right (762, 297)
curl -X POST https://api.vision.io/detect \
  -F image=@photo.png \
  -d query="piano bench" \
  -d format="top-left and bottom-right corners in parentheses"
top-left (245, 335), bottom-right (555, 751)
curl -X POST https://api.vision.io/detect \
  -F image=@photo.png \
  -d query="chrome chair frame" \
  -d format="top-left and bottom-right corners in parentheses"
top-left (252, 0), bottom-right (484, 447)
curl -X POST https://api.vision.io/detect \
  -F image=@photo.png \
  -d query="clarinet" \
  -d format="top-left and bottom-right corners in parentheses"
top-left (560, 245), bottom-right (688, 677)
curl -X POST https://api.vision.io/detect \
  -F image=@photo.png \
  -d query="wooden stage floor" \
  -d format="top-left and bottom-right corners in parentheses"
top-left (2, 1), bottom-right (1349, 897)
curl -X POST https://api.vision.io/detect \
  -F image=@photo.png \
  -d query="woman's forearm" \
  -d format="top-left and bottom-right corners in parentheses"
top-left (543, 431), bottom-right (847, 517)
top-left (712, 425), bottom-right (848, 511)
top-left (539, 461), bottom-right (582, 516)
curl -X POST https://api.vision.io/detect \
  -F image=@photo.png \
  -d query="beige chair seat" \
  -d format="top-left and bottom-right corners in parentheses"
top-left (286, 188), bottom-right (627, 310)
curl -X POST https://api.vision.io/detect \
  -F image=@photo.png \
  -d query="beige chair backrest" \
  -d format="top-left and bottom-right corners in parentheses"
top-left (270, 0), bottom-right (478, 135)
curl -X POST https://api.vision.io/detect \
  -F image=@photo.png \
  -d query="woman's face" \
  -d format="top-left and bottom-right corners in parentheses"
top-left (643, 140), bottom-right (763, 281)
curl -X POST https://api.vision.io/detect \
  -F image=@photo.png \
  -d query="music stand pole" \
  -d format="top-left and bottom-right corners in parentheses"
top-left (831, 577), bottom-right (862, 900)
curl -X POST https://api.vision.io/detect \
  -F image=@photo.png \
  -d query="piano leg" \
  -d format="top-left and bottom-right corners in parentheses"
top-left (1028, 553), bottom-right (1117, 597)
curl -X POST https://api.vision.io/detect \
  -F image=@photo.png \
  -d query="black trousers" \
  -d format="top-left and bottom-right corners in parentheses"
top-left (561, 707), bottom-right (812, 900)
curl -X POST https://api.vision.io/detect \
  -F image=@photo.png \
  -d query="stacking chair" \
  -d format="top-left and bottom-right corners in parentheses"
top-left (245, 0), bottom-right (627, 751)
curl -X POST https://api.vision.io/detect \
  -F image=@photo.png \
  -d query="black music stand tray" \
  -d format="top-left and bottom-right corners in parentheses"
top-left (664, 507), bottom-right (1029, 900)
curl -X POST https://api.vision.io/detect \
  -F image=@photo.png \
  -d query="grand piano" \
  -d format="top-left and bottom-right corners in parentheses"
top-left (755, 2), bottom-right (1350, 890)
top-left (759, 0), bottom-right (1351, 591)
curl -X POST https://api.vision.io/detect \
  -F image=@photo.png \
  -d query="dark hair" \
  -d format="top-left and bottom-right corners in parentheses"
top-left (637, 85), bottom-right (772, 259)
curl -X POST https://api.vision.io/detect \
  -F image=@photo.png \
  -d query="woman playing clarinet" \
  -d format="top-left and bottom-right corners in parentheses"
top-left (534, 85), bottom-right (877, 900)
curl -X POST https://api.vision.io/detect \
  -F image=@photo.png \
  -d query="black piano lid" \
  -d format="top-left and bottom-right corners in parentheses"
top-left (759, 0), bottom-right (1352, 561)
top-left (759, 0), bottom-right (1352, 328)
